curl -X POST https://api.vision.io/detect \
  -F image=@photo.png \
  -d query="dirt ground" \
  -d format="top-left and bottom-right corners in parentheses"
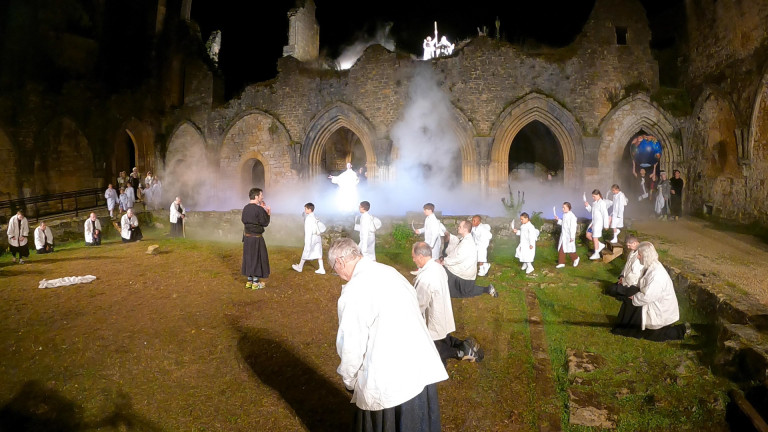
top-left (0, 231), bottom-right (531, 431)
top-left (632, 217), bottom-right (768, 306)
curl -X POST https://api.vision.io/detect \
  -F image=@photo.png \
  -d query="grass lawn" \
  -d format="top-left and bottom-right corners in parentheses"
top-left (0, 224), bottom-right (734, 431)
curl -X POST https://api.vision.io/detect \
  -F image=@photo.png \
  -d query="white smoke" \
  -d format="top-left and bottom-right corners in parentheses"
top-left (336, 23), bottom-right (395, 70)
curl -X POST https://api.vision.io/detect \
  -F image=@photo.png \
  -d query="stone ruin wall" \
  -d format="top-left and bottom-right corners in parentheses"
top-left (681, 0), bottom-right (768, 223)
top-left (3, 0), bottom-right (768, 226)
top-left (198, 0), bottom-right (660, 192)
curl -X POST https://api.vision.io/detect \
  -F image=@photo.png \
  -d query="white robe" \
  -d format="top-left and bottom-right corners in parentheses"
top-left (515, 222), bottom-right (539, 263)
top-left (606, 191), bottom-right (627, 228)
top-left (301, 213), bottom-right (323, 260)
top-left (169, 201), bottom-right (185, 223)
top-left (471, 223), bottom-right (492, 262)
top-left (632, 261), bottom-right (680, 330)
top-left (357, 212), bottom-right (376, 261)
top-left (416, 213), bottom-right (447, 260)
top-left (34, 226), bottom-right (53, 250)
top-left (620, 249), bottom-right (644, 287)
top-left (84, 218), bottom-right (102, 243)
top-left (585, 199), bottom-right (610, 237)
top-left (556, 212), bottom-right (577, 254)
top-left (336, 258), bottom-right (448, 410)
top-left (413, 258), bottom-right (456, 340)
top-left (119, 193), bottom-right (129, 211)
top-left (330, 168), bottom-right (359, 213)
top-left (104, 188), bottom-right (118, 211)
top-left (7, 216), bottom-right (29, 247)
top-left (443, 234), bottom-right (478, 280)
top-left (124, 186), bottom-right (136, 209)
top-left (120, 214), bottom-right (139, 240)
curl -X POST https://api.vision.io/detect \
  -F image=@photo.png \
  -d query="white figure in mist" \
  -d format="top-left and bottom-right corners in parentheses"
top-left (423, 36), bottom-right (436, 60)
top-left (328, 163), bottom-right (360, 213)
top-left (436, 36), bottom-right (454, 56)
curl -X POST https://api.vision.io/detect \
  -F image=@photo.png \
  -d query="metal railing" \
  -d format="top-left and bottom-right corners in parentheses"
top-left (0, 188), bottom-right (106, 224)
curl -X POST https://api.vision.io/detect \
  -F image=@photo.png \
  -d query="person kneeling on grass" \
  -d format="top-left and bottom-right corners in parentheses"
top-left (34, 221), bottom-right (54, 254)
top-left (611, 241), bottom-right (688, 342)
top-left (120, 209), bottom-right (143, 243)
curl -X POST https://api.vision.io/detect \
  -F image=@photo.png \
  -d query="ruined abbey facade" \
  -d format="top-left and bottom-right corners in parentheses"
top-left (1, 0), bottom-right (768, 223)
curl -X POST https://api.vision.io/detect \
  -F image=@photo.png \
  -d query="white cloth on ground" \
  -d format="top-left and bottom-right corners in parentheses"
top-left (39, 275), bottom-right (97, 289)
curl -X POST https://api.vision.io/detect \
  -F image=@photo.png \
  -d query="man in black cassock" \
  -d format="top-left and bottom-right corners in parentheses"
top-left (241, 187), bottom-right (271, 289)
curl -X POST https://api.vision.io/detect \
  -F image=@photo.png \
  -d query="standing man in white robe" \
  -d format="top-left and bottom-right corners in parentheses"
top-left (34, 221), bottom-right (54, 254)
top-left (292, 202), bottom-right (325, 274)
top-left (584, 189), bottom-right (610, 260)
top-left (554, 202), bottom-right (579, 268)
top-left (104, 184), bottom-right (118, 219)
top-left (414, 203), bottom-right (447, 260)
top-left (120, 208), bottom-right (142, 242)
top-left (607, 184), bottom-right (627, 244)
top-left (471, 215), bottom-right (493, 276)
top-left (84, 212), bottom-right (102, 246)
top-left (513, 212), bottom-right (539, 274)
top-left (329, 238), bottom-right (448, 430)
top-left (124, 183), bottom-right (136, 210)
top-left (356, 200), bottom-right (377, 261)
top-left (7, 211), bottom-right (29, 263)
top-left (328, 163), bottom-right (359, 213)
top-left (169, 196), bottom-right (185, 238)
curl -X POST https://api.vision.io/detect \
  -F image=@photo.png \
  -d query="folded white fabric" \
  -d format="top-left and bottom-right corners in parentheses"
top-left (38, 275), bottom-right (97, 289)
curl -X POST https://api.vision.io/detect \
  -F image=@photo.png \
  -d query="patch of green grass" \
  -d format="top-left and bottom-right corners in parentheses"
top-left (529, 238), bottom-right (734, 431)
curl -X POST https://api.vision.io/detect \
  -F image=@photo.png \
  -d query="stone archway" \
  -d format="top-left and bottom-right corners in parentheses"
top-left (598, 94), bottom-right (680, 189)
top-left (164, 121), bottom-right (208, 209)
top-left (236, 151), bottom-right (271, 193)
top-left (36, 117), bottom-right (97, 194)
top-left (302, 102), bottom-right (377, 180)
top-left (748, 68), bottom-right (768, 163)
top-left (119, 118), bottom-right (156, 178)
top-left (489, 93), bottom-right (583, 189)
top-left (220, 111), bottom-right (294, 196)
top-left (686, 89), bottom-right (742, 216)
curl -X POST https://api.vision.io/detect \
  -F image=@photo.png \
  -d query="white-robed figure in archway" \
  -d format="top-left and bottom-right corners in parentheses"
top-left (329, 163), bottom-right (359, 213)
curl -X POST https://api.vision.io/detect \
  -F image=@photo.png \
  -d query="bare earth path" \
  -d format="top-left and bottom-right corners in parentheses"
top-left (632, 218), bottom-right (768, 306)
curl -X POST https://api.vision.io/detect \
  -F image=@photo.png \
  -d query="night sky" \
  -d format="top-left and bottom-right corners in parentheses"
top-left (190, 0), bottom-right (680, 96)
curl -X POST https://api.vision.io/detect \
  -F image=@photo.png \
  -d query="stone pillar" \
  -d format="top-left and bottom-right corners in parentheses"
top-left (475, 137), bottom-right (493, 195)
top-left (373, 138), bottom-right (393, 183)
top-left (180, 0), bottom-right (191, 21)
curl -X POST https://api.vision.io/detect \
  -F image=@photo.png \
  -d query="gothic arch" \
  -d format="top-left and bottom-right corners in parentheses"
top-left (165, 120), bottom-right (208, 167)
top-left (164, 121), bottom-right (209, 208)
top-left (688, 88), bottom-right (741, 178)
top-left (598, 94), bottom-right (680, 181)
top-left (220, 111), bottom-right (293, 191)
top-left (489, 93), bottom-right (583, 188)
top-left (302, 102), bottom-right (377, 179)
top-left (37, 117), bottom-right (96, 193)
top-left (747, 66), bottom-right (768, 161)
top-left (115, 118), bottom-right (156, 176)
top-left (450, 106), bottom-right (479, 183)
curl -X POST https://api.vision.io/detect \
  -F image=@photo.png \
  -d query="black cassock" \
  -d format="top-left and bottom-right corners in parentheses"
top-left (241, 203), bottom-right (270, 278)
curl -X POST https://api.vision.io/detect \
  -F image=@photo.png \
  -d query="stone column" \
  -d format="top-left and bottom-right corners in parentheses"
top-left (373, 138), bottom-right (393, 183)
top-left (475, 137), bottom-right (493, 195)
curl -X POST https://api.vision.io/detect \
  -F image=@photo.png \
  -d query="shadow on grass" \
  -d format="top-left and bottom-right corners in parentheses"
top-left (0, 380), bottom-right (161, 431)
top-left (234, 327), bottom-right (353, 432)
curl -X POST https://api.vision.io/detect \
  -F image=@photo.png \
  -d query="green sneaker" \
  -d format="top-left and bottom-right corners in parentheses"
top-left (245, 281), bottom-right (253, 289)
